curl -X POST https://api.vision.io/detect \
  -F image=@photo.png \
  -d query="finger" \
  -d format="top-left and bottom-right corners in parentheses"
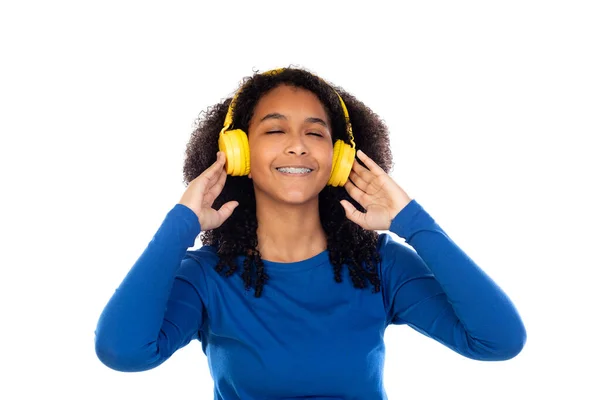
top-left (356, 149), bottom-right (385, 176)
top-left (199, 152), bottom-right (226, 184)
top-left (206, 163), bottom-right (227, 192)
top-left (203, 167), bottom-right (227, 206)
top-left (216, 200), bottom-right (239, 222)
top-left (348, 170), bottom-right (369, 192)
top-left (351, 157), bottom-right (380, 187)
top-left (343, 179), bottom-right (370, 209)
top-left (351, 157), bottom-right (372, 179)
top-left (340, 200), bottom-right (367, 228)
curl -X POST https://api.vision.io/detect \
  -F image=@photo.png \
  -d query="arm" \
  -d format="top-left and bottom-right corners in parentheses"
top-left (94, 204), bottom-right (207, 372)
top-left (382, 199), bottom-right (527, 361)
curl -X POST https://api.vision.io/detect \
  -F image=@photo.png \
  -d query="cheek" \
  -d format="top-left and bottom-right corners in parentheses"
top-left (249, 141), bottom-right (276, 170)
top-left (319, 145), bottom-right (334, 170)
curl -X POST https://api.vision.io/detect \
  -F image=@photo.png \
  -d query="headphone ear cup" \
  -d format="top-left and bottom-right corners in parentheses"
top-left (328, 140), bottom-right (342, 186)
top-left (328, 140), bottom-right (356, 187)
top-left (218, 129), bottom-right (250, 176)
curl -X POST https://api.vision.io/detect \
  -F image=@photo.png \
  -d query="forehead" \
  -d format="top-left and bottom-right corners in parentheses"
top-left (252, 85), bottom-right (328, 118)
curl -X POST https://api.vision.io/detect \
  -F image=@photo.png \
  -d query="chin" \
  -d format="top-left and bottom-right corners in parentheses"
top-left (276, 192), bottom-right (318, 206)
top-left (253, 176), bottom-right (328, 206)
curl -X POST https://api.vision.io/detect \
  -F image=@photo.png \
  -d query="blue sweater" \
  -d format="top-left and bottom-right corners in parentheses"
top-left (95, 199), bottom-right (526, 399)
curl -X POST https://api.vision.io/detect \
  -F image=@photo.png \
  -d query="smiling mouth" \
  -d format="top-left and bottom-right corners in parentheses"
top-left (275, 167), bottom-right (313, 176)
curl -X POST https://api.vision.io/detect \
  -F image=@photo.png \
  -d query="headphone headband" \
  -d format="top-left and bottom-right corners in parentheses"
top-left (221, 68), bottom-right (355, 149)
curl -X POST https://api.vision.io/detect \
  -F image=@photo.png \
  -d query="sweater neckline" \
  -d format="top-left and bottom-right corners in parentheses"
top-left (259, 249), bottom-right (330, 272)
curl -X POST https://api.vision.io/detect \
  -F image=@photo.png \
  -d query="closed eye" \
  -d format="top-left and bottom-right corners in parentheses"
top-left (266, 131), bottom-right (323, 137)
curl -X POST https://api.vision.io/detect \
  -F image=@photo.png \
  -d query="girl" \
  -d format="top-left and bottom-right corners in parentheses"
top-left (95, 67), bottom-right (526, 399)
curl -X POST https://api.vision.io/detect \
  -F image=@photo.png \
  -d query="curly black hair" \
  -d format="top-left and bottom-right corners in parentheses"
top-left (183, 67), bottom-right (393, 298)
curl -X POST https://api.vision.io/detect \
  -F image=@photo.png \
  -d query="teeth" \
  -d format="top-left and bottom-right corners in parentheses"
top-left (277, 167), bottom-right (312, 174)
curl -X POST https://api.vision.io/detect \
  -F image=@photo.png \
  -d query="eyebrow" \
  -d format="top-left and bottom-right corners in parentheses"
top-left (259, 113), bottom-right (329, 128)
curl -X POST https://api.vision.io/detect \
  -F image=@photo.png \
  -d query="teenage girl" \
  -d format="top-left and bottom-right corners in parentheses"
top-left (95, 67), bottom-right (526, 399)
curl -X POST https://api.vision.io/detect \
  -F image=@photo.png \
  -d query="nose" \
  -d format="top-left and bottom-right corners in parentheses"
top-left (285, 134), bottom-right (308, 155)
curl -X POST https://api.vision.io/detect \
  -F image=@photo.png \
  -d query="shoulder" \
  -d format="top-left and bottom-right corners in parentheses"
top-left (179, 245), bottom-right (247, 280)
top-left (376, 233), bottom-right (435, 320)
top-left (377, 232), bottom-right (433, 285)
top-left (182, 245), bottom-right (220, 268)
top-left (377, 232), bottom-right (420, 268)
top-left (175, 245), bottom-right (222, 290)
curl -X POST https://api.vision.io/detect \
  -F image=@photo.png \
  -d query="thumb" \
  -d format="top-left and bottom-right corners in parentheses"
top-left (340, 200), bottom-right (366, 228)
top-left (217, 201), bottom-right (239, 222)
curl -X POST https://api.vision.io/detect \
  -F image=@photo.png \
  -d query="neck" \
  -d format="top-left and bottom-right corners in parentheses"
top-left (255, 197), bottom-right (327, 263)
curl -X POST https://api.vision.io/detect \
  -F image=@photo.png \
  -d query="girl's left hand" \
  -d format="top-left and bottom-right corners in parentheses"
top-left (340, 150), bottom-right (412, 231)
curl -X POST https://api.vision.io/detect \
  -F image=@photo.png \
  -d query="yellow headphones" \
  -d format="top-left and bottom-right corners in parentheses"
top-left (218, 68), bottom-right (356, 187)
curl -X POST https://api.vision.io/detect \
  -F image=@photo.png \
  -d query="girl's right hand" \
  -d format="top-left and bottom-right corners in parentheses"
top-left (178, 151), bottom-right (239, 231)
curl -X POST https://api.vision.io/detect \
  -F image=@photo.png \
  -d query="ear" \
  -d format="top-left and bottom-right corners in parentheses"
top-left (248, 171), bottom-right (252, 179)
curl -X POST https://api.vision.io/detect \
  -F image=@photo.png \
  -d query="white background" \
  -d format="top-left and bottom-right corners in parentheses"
top-left (1, 0), bottom-right (598, 398)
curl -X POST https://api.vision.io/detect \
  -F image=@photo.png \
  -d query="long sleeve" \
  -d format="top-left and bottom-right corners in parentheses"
top-left (94, 204), bottom-right (207, 372)
top-left (381, 199), bottom-right (526, 361)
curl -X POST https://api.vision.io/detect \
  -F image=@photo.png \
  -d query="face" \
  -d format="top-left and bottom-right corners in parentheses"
top-left (247, 84), bottom-right (334, 206)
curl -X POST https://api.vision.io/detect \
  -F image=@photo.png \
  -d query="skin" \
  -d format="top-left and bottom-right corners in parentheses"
top-left (246, 85), bottom-right (333, 262)
top-left (244, 84), bottom-right (413, 263)
top-left (179, 83), bottom-right (413, 263)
